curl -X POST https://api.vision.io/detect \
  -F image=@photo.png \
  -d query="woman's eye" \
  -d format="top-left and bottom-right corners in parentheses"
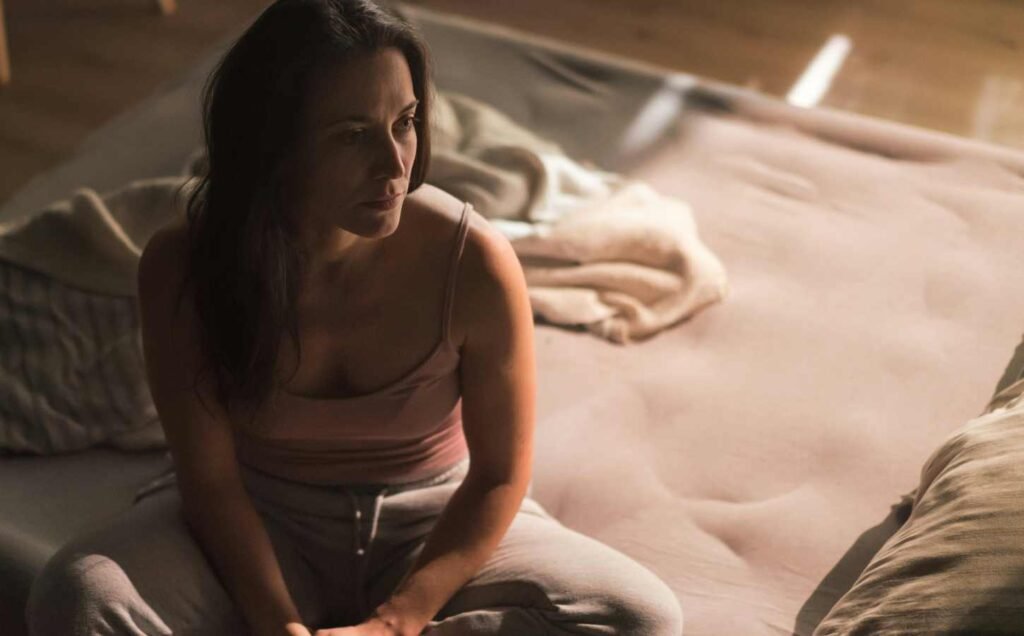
top-left (342, 129), bottom-right (366, 143)
top-left (338, 117), bottom-right (417, 144)
top-left (398, 115), bottom-right (419, 132)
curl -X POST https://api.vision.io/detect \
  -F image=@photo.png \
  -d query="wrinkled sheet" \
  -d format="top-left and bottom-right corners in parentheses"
top-left (2, 3), bottom-right (1024, 635)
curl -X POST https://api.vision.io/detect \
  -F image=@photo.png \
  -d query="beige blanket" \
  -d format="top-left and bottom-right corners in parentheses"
top-left (0, 177), bottom-right (190, 297)
top-left (0, 90), bottom-right (728, 342)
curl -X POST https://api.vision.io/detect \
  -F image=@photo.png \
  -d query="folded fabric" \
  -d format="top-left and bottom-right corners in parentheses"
top-left (513, 181), bottom-right (728, 343)
top-left (430, 91), bottom-right (625, 229)
top-left (0, 177), bottom-right (193, 297)
top-left (0, 177), bottom-right (191, 453)
top-left (428, 91), bottom-right (560, 222)
top-left (430, 90), bottom-right (729, 342)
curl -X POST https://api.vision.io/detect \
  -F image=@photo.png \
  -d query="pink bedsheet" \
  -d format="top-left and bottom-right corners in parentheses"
top-left (524, 91), bottom-right (1024, 634)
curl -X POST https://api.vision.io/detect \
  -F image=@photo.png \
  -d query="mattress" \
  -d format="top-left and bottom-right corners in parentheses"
top-left (3, 3), bottom-right (1024, 635)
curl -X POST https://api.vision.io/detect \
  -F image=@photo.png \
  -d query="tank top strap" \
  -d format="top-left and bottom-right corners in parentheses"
top-left (442, 202), bottom-right (472, 346)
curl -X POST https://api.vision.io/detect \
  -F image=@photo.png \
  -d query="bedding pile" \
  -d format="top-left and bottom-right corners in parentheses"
top-left (0, 179), bottom-right (185, 454)
top-left (0, 89), bottom-right (727, 342)
top-left (429, 91), bottom-right (729, 343)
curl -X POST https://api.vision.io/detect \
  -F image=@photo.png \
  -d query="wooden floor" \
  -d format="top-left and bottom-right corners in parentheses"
top-left (0, 0), bottom-right (269, 202)
top-left (1, 0), bottom-right (1022, 205)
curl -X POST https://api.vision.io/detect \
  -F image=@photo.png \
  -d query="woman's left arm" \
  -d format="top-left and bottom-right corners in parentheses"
top-left (370, 223), bottom-right (538, 635)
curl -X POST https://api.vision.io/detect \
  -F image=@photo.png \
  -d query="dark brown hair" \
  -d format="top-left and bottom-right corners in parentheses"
top-left (181, 0), bottom-right (433, 417)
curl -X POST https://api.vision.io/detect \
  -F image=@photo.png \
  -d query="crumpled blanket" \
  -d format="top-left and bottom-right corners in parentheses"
top-left (0, 176), bottom-right (189, 297)
top-left (0, 89), bottom-right (728, 343)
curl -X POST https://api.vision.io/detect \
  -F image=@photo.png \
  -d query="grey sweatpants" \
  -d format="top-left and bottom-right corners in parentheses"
top-left (27, 458), bottom-right (682, 635)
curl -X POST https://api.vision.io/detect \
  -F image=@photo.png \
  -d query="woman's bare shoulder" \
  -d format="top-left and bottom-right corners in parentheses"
top-left (406, 183), bottom-right (494, 243)
top-left (406, 184), bottom-right (517, 346)
top-left (411, 184), bottom-right (527, 331)
top-left (138, 215), bottom-right (190, 299)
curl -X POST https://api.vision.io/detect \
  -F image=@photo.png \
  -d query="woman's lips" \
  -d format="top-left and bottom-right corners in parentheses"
top-left (362, 193), bottom-right (402, 210)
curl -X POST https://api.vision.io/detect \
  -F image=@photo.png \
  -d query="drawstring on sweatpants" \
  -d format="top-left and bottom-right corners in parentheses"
top-left (345, 459), bottom-right (469, 558)
top-left (346, 487), bottom-right (389, 558)
top-left (368, 490), bottom-right (387, 550)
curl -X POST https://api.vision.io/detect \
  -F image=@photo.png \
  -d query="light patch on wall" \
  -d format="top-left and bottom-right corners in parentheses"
top-left (618, 72), bottom-right (696, 157)
top-left (786, 34), bottom-right (853, 108)
top-left (971, 75), bottom-right (1023, 144)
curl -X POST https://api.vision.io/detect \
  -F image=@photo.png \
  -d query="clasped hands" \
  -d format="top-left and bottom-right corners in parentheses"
top-left (286, 610), bottom-right (422, 636)
top-left (310, 617), bottom-right (407, 635)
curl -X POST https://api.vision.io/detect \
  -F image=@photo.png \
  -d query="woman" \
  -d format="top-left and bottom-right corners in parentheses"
top-left (26, 1), bottom-right (683, 634)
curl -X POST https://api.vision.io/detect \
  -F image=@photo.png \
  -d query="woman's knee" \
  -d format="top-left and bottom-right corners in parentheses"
top-left (595, 574), bottom-right (683, 636)
top-left (27, 549), bottom-right (172, 636)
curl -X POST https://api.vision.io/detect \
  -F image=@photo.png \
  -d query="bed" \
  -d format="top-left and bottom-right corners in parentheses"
top-left (3, 4), bottom-right (1024, 635)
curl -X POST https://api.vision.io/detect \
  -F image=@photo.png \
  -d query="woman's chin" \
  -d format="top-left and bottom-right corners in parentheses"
top-left (366, 206), bottom-right (403, 237)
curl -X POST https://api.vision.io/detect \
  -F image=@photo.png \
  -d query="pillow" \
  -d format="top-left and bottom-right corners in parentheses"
top-left (813, 383), bottom-right (1024, 635)
top-left (0, 261), bottom-right (164, 455)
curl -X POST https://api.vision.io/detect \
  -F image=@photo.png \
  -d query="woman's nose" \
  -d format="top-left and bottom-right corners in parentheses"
top-left (374, 135), bottom-right (406, 179)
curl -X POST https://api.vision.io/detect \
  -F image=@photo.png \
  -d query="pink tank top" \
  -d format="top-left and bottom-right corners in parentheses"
top-left (233, 203), bottom-right (472, 485)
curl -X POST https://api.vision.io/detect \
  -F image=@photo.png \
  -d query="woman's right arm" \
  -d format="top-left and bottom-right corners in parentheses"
top-left (137, 225), bottom-right (311, 636)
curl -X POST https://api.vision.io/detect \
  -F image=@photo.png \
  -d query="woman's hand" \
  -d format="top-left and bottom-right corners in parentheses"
top-left (283, 622), bottom-right (313, 636)
top-left (312, 617), bottom-right (407, 635)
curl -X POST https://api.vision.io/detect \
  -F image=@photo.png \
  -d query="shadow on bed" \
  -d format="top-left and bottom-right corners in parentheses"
top-left (791, 497), bottom-right (913, 636)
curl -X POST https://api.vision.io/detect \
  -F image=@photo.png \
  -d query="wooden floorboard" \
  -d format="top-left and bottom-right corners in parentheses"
top-left (402, 0), bottom-right (1024, 151)
top-left (0, 0), bottom-right (267, 204)
top-left (1, 0), bottom-right (1022, 206)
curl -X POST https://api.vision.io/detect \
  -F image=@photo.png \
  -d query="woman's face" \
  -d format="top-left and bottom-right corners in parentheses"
top-left (288, 47), bottom-right (419, 248)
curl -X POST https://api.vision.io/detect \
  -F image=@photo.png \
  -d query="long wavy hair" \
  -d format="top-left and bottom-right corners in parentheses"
top-left (181, 0), bottom-right (433, 418)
